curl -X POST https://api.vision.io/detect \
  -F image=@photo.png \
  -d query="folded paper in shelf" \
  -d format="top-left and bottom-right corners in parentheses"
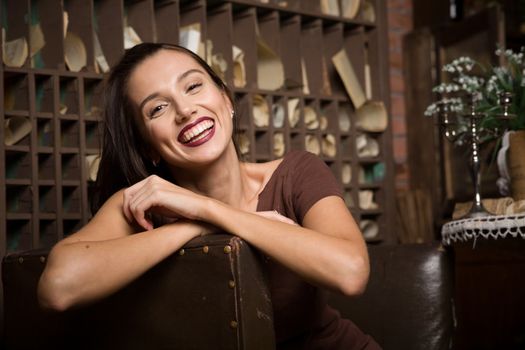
top-left (232, 45), bottom-right (246, 88)
top-left (252, 94), bottom-right (269, 127)
top-left (64, 32), bottom-right (87, 72)
top-left (85, 154), bottom-right (101, 182)
top-left (356, 101), bottom-right (388, 132)
top-left (206, 40), bottom-right (227, 81)
top-left (332, 49), bottom-right (366, 109)
top-left (94, 32), bottom-right (109, 73)
top-left (342, 163), bottom-right (352, 184)
top-left (321, 0), bottom-right (340, 16)
top-left (2, 29), bottom-right (28, 67)
top-left (305, 135), bottom-right (320, 155)
top-left (273, 132), bottom-right (285, 157)
top-left (287, 98), bottom-right (300, 128)
top-left (272, 102), bottom-right (285, 128)
top-left (359, 0), bottom-right (376, 22)
top-left (4, 116), bottom-right (32, 146)
top-left (341, 0), bottom-right (361, 19)
top-left (321, 134), bottom-right (337, 157)
top-left (356, 134), bottom-right (379, 158)
top-left (338, 105), bottom-right (352, 132)
top-left (301, 58), bottom-right (310, 94)
top-left (359, 190), bottom-right (378, 210)
top-left (257, 37), bottom-right (284, 91)
top-left (304, 106), bottom-right (319, 130)
top-left (124, 26), bottom-right (142, 50)
top-left (29, 23), bottom-right (45, 58)
top-left (238, 131), bottom-right (250, 155)
top-left (360, 219), bottom-right (379, 241)
top-left (344, 191), bottom-right (355, 207)
top-left (180, 23), bottom-right (204, 58)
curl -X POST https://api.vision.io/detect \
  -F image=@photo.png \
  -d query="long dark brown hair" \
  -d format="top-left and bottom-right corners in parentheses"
top-left (92, 43), bottom-right (237, 214)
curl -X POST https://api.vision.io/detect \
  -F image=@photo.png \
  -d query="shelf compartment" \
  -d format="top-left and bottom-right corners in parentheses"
top-left (154, 0), bottom-right (180, 44)
top-left (343, 27), bottom-right (366, 99)
top-left (207, 2), bottom-right (234, 85)
top-left (37, 117), bottom-right (54, 147)
top-left (340, 135), bottom-right (353, 158)
top-left (124, 0), bottom-right (155, 45)
top-left (2, 0), bottom-right (30, 68)
top-left (232, 7), bottom-right (257, 88)
top-left (93, 0), bottom-right (125, 68)
top-left (39, 219), bottom-right (57, 249)
top-left (6, 184), bottom-right (32, 213)
top-left (61, 153), bottom-right (81, 181)
top-left (300, 19), bottom-right (325, 95)
top-left (254, 130), bottom-right (270, 158)
top-left (4, 71), bottom-right (29, 112)
top-left (63, 0), bottom-right (96, 71)
top-left (179, 0), bottom-right (207, 58)
top-left (29, 0), bottom-right (65, 69)
top-left (38, 152), bottom-right (55, 180)
top-left (60, 119), bottom-right (80, 148)
top-left (6, 219), bottom-right (32, 253)
top-left (5, 149), bottom-right (31, 180)
top-left (323, 23), bottom-right (346, 98)
top-left (83, 77), bottom-right (104, 119)
top-left (39, 185), bottom-right (57, 213)
top-left (62, 185), bottom-right (81, 214)
top-left (59, 76), bottom-right (79, 116)
top-left (279, 15), bottom-right (302, 92)
top-left (320, 100), bottom-right (337, 132)
top-left (34, 73), bottom-right (55, 113)
top-left (85, 120), bottom-right (102, 150)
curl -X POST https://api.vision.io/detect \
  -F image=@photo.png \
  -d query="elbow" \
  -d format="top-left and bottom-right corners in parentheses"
top-left (37, 273), bottom-right (75, 312)
top-left (337, 254), bottom-right (370, 297)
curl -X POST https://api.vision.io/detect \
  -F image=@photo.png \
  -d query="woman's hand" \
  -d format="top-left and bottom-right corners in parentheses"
top-left (123, 175), bottom-right (209, 231)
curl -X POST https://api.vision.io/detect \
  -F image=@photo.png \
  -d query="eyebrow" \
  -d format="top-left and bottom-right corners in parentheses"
top-left (138, 68), bottom-right (205, 113)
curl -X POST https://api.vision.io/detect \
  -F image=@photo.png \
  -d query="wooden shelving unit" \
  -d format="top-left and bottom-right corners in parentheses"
top-left (0, 0), bottom-right (395, 259)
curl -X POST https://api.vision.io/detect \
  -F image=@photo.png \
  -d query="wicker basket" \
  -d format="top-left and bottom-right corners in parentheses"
top-left (509, 130), bottom-right (525, 201)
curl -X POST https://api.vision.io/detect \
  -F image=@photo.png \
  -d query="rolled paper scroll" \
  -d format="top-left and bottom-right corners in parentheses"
top-left (85, 154), bottom-right (101, 182)
top-left (305, 134), bottom-right (320, 155)
top-left (4, 116), bottom-right (32, 146)
top-left (342, 163), bottom-right (352, 184)
top-left (304, 106), bottom-right (319, 130)
top-left (64, 32), bottom-right (87, 72)
top-left (238, 132), bottom-right (250, 155)
top-left (356, 101), bottom-right (388, 132)
top-left (232, 45), bottom-right (246, 88)
top-left (287, 98), bottom-right (300, 128)
top-left (359, 190), bottom-right (378, 210)
top-left (360, 219), bottom-right (379, 241)
top-left (356, 133), bottom-right (379, 158)
top-left (257, 37), bottom-right (284, 91)
top-left (272, 102), bottom-right (285, 128)
top-left (321, 134), bottom-right (337, 158)
top-left (252, 94), bottom-right (269, 127)
top-left (273, 132), bottom-right (285, 157)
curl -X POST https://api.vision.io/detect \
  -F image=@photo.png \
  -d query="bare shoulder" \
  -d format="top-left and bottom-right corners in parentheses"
top-left (58, 189), bottom-right (135, 245)
top-left (242, 157), bottom-right (283, 186)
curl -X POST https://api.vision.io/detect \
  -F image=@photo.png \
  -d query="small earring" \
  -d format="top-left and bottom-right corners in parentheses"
top-left (152, 159), bottom-right (159, 167)
top-left (231, 110), bottom-right (235, 118)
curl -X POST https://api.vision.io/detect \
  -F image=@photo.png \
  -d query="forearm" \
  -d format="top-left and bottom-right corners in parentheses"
top-left (205, 199), bottom-right (369, 295)
top-left (38, 222), bottom-right (201, 311)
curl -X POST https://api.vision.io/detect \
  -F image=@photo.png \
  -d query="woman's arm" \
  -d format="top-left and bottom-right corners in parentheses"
top-left (37, 190), bottom-right (207, 311)
top-left (204, 196), bottom-right (369, 296)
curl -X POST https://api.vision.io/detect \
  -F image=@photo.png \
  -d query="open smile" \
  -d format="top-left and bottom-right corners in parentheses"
top-left (177, 117), bottom-right (215, 147)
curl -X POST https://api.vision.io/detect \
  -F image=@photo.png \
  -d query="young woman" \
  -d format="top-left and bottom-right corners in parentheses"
top-left (38, 43), bottom-right (379, 349)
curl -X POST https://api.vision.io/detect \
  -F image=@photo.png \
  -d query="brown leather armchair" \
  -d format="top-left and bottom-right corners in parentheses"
top-left (2, 235), bottom-right (454, 349)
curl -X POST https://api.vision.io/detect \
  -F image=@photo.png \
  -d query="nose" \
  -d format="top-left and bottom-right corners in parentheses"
top-left (174, 100), bottom-right (197, 124)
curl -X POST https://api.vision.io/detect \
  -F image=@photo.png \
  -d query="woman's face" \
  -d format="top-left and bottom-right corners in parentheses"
top-left (127, 49), bottom-right (234, 169)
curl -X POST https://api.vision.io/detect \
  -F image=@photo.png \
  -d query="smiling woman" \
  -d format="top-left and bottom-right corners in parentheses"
top-left (37, 43), bottom-right (380, 350)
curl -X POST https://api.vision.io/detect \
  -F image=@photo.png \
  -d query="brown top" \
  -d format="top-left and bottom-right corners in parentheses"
top-left (257, 151), bottom-right (380, 350)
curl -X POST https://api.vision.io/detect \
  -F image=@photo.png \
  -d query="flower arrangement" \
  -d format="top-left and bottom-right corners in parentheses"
top-left (425, 47), bottom-right (525, 146)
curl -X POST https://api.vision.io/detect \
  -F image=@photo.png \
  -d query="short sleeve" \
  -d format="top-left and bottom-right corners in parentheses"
top-left (291, 151), bottom-right (343, 223)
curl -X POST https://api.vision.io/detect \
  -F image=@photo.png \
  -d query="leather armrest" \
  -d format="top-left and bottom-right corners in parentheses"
top-left (327, 242), bottom-right (455, 350)
top-left (3, 234), bottom-right (275, 350)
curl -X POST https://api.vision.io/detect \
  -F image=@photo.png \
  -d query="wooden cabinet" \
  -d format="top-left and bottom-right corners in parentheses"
top-left (0, 0), bottom-right (395, 258)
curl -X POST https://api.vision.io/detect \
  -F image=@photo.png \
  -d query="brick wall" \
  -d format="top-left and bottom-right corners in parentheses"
top-left (387, 0), bottom-right (414, 191)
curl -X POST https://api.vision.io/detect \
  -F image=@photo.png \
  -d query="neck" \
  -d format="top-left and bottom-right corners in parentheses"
top-left (170, 146), bottom-right (249, 209)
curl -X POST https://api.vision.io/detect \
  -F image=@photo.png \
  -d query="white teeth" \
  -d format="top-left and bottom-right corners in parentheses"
top-left (182, 120), bottom-right (214, 143)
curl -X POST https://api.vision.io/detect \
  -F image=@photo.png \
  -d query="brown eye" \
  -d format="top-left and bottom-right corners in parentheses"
top-left (150, 104), bottom-right (167, 118)
top-left (187, 82), bottom-right (202, 93)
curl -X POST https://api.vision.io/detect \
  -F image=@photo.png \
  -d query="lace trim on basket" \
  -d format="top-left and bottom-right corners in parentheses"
top-left (442, 214), bottom-right (525, 245)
